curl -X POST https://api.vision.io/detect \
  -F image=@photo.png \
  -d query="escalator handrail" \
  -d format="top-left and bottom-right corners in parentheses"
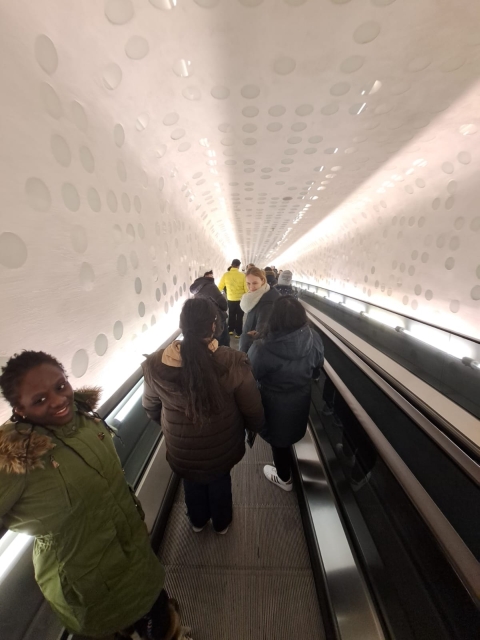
top-left (324, 359), bottom-right (480, 607)
top-left (303, 301), bottom-right (480, 476)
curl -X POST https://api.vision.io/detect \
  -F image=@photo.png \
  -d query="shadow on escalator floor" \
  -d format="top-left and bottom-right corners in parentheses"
top-left (159, 437), bottom-right (324, 640)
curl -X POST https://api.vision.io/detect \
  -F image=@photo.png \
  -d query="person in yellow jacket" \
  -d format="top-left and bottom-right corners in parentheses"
top-left (218, 259), bottom-right (248, 338)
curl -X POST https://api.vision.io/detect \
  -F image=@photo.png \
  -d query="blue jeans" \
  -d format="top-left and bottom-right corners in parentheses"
top-left (183, 473), bottom-right (232, 532)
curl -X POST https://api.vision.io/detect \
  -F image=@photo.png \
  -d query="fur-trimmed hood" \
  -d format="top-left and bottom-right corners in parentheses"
top-left (0, 387), bottom-right (101, 475)
top-left (74, 386), bottom-right (101, 411)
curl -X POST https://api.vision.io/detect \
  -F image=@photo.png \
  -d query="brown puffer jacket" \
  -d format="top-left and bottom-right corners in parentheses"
top-left (141, 346), bottom-right (265, 483)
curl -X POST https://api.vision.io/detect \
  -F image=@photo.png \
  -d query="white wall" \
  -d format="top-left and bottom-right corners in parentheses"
top-left (278, 81), bottom-right (480, 341)
top-left (0, 2), bottom-right (229, 421)
top-left (2, 0), bottom-right (480, 422)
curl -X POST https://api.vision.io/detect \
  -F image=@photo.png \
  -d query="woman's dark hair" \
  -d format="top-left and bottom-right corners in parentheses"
top-left (179, 298), bottom-right (226, 425)
top-left (0, 351), bottom-right (66, 407)
top-left (268, 296), bottom-right (308, 334)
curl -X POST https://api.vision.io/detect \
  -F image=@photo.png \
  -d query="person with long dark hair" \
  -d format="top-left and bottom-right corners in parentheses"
top-left (142, 298), bottom-right (264, 534)
top-left (248, 297), bottom-right (324, 491)
top-left (0, 351), bottom-right (186, 639)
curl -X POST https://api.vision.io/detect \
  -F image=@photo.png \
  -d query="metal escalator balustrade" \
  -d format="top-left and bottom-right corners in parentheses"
top-left (293, 428), bottom-right (386, 640)
top-left (301, 301), bottom-right (480, 639)
top-left (296, 285), bottom-right (480, 462)
top-left (293, 280), bottom-right (480, 427)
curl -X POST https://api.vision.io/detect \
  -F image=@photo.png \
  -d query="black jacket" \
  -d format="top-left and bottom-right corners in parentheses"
top-left (275, 284), bottom-right (298, 299)
top-left (142, 348), bottom-right (264, 483)
top-left (239, 287), bottom-right (281, 353)
top-left (190, 277), bottom-right (228, 318)
top-left (248, 325), bottom-right (324, 447)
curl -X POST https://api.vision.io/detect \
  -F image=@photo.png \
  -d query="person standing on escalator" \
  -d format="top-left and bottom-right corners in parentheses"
top-left (248, 297), bottom-right (324, 491)
top-left (218, 259), bottom-right (248, 339)
top-left (274, 269), bottom-right (298, 299)
top-left (239, 267), bottom-right (280, 353)
top-left (264, 267), bottom-right (278, 287)
top-left (142, 298), bottom-right (264, 535)
top-left (0, 351), bottom-right (189, 640)
top-left (190, 268), bottom-right (229, 347)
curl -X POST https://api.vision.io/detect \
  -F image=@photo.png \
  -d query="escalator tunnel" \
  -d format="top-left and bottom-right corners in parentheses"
top-left (2, 284), bottom-right (479, 640)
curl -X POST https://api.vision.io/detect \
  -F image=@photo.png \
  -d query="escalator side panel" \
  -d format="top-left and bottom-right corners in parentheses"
top-left (293, 428), bottom-right (385, 640)
top-left (309, 353), bottom-right (480, 638)
top-left (320, 330), bottom-right (480, 560)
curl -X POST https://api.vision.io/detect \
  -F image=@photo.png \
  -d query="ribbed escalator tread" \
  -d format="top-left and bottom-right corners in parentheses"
top-left (159, 436), bottom-right (324, 639)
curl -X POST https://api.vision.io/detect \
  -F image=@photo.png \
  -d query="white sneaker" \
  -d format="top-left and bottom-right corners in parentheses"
top-left (192, 522), bottom-right (208, 533)
top-left (215, 526), bottom-right (229, 535)
top-left (263, 465), bottom-right (293, 492)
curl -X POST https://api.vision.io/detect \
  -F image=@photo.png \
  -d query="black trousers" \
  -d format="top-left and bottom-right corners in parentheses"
top-left (184, 473), bottom-right (232, 532)
top-left (218, 319), bottom-right (230, 347)
top-left (271, 446), bottom-right (291, 482)
top-left (227, 300), bottom-right (244, 335)
top-left (122, 589), bottom-right (173, 640)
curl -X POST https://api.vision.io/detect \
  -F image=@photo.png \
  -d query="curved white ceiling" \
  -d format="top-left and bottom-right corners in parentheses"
top-left (23, 0), bottom-right (480, 267)
top-left (0, 0), bottom-right (479, 411)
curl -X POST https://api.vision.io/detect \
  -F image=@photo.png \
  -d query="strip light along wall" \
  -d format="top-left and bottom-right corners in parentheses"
top-left (341, 300), bottom-right (366, 314)
top-left (361, 310), bottom-right (404, 330)
top-left (294, 281), bottom-right (479, 372)
top-left (396, 326), bottom-right (478, 367)
top-left (110, 382), bottom-right (145, 425)
top-left (0, 531), bottom-right (32, 583)
top-left (328, 292), bottom-right (343, 304)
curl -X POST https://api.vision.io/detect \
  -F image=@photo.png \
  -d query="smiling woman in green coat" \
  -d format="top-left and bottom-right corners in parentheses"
top-left (0, 351), bottom-right (183, 640)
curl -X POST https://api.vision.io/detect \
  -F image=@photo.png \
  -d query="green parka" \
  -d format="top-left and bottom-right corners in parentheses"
top-left (0, 389), bottom-right (164, 638)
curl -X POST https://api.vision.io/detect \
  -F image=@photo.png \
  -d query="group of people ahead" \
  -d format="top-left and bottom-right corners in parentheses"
top-left (0, 260), bottom-right (323, 640)
top-left (189, 259), bottom-right (298, 351)
top-left (143, 272), bottom-right (323, 525)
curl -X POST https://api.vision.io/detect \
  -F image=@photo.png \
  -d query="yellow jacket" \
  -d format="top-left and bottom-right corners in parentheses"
top-left (218, 268), bottom-right (248, 301)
